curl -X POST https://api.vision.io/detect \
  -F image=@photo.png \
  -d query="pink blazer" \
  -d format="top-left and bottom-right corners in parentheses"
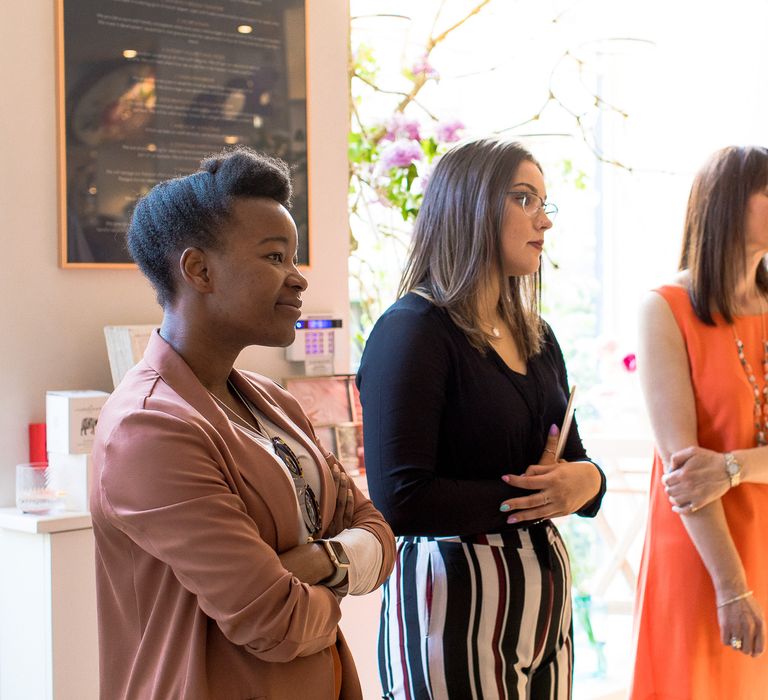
top-left (91, 331), bottom-right (395, 699)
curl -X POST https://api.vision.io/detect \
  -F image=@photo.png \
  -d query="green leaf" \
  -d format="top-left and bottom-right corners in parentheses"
top-left (423, 137), bottom-right (438, 160)
top-left (405, 163), bottom-right (418, 189)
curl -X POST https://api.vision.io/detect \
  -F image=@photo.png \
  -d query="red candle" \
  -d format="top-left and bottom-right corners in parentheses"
top-left (28, 423), bottom-right (47, 465)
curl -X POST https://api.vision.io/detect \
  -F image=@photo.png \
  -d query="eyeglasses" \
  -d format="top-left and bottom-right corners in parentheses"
top-left (507, 191), bottom-right (558, 221)
top-left (271, 436), bottom-right (322, 537)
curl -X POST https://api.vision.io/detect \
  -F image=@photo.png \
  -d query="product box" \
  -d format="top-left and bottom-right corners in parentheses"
top-left (45, 390), bottom-right (110, 455)
top-left (104, 325), bottom-right (156, 388)
top-left (48, 453), bottom-right (92, 512)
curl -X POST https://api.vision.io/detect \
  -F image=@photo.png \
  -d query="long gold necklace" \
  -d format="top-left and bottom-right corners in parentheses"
top-left (732, 301), bottom-right (768, 446)
top-left (209, 382), bottom-right (267, 438)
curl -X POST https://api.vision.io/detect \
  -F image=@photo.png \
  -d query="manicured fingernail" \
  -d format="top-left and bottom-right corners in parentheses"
top-left (549, 424), bottom-right (559, 436)
top-left (500, 504), bottom-right (510, 512)
top-left (507, 516), bottom-right (518, 524)
top-left (501, 475), bottom-right (510, 483)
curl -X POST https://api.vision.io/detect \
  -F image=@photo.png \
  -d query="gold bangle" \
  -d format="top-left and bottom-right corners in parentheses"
top-left (717, 590), bottom-right (753, 608)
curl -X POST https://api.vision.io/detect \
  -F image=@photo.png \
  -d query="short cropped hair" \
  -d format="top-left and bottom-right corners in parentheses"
top-left (127, 146), bottom-right (292, 307)
top-left (680, 145), bottom-right (768, 325)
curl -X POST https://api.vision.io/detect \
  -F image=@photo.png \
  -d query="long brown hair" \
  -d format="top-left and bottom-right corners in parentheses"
top-left (680, 145), bottom-right (768, 325)
top-left (398, 137), bottom-right (544, 359)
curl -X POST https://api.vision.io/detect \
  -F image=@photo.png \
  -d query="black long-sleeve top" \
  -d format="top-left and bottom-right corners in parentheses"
top-left (356, 292), bottom-right (606, 537)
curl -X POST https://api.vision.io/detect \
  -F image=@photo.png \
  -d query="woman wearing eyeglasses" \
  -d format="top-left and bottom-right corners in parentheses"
top-left (90, 147), bottom-right (395, 700)
top-left (630, 146), bottom-right (768, 699)
top-left (357, 137), bottom-right (605, 699)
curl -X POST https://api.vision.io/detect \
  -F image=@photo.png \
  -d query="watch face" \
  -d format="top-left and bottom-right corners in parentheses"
top-left (328, 540), bottom-right (350, 566)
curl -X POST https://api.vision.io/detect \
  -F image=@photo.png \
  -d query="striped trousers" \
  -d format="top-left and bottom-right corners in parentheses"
top-left (378, 525), bottom-right (573, 700)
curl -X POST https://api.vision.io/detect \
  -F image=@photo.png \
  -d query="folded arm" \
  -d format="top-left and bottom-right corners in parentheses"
top-left (99, 410), bottom-right (342, 663)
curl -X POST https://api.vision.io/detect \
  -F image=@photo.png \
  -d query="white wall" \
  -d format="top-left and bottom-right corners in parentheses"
top-left (0, 0), bottom-right (351, 506)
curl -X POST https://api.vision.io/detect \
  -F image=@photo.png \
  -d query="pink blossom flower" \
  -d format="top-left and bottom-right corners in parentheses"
top-left (411, 54), bottom-right (440, 80)
top-left (622, 353), bottom-right (637, 372)
top-left (379, 139), bottom-right (424, 170)
top-left (382, 113), bottom-right (421, 142)
top-left (435, 118), bottom-right (465, 143)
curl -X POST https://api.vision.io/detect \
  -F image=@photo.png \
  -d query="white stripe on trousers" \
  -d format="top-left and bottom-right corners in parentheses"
top-left (378, 526), bottom-right (573, 700)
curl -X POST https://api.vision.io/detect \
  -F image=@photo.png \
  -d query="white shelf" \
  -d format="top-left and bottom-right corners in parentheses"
top-left (0, 507), bottom-right (91, 534)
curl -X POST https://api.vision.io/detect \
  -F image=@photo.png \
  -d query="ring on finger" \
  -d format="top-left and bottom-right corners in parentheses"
top-left (543, 448), bottom-right (556, 456)
top-left (729, 636), bottom-right (743, 650)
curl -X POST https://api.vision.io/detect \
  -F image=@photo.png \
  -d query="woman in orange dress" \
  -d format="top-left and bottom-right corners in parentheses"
top-left (631, 145), bottom-right (768, 699)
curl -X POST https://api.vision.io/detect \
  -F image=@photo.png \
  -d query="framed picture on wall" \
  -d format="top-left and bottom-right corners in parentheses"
top-left (283, 375), bottom-right (359, 428)
top-left (334, 422), bottom-right (364, 472)
top-left (55, 0), bottom-right (310, 268)
top-left (283, 375), bottom-right (365, 473)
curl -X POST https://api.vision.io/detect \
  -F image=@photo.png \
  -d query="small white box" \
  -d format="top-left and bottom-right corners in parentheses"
top-left (48, 453), bottom-right (92, 512)
top-left (46, 390), bottom-right (110, 455)
top-left (104, 324), bottom-right (156, 389)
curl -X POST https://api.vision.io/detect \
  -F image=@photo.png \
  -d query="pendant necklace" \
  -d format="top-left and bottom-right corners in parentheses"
top-left (210, 381), bottom-right (268, 439)
top-left (732, 299), bottom-right (768, 446)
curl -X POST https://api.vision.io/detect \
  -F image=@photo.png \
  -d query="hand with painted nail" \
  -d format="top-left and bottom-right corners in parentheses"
top-left (498, 425), bottom-right (602, 524)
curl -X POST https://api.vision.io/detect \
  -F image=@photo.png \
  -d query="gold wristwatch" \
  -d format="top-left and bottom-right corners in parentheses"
top-left (319, 539), bottom-right (350, 587)
top-left (724, 452), bottom-right (742, 488)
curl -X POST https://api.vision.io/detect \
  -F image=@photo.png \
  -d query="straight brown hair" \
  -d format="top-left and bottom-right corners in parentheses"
top-left (680, 145), bottom-right (768, 325)
top-left (398, 137), bottom-right (543, 359)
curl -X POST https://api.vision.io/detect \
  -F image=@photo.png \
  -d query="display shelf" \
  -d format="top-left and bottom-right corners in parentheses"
top-left (0, 506), bottom-right (91, 534)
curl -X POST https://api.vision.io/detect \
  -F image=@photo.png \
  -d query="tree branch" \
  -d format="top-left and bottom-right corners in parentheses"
top-left (394, 0), bottom-right (494, 114)
top-left (427, 0), bottom-right (493, 49)
top-left (352, 73), bottom-right (440, 121)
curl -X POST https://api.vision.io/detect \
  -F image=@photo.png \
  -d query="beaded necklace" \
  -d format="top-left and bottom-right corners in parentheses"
top-left (732, 301), bottom-right (768, 446)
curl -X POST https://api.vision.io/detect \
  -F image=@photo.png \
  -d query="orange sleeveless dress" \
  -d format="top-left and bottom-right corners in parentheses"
top-left (630, 285), bottom-right (768, 700)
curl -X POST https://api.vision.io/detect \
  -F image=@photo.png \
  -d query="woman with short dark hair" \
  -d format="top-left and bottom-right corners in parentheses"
top-left (631, 145), bottom-right (768, 698)
top-left (357, 137), bottom-right (606, 699)
top-left (91, 146), bottom-right (395, 700)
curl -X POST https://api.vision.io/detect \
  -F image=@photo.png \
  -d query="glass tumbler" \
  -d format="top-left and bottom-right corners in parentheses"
top-left (15, 463), bottom-right (65, 515)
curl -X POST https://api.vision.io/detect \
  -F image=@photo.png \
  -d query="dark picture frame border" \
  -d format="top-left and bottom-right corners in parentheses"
top-left (54, 0), bottom-right (311, 269)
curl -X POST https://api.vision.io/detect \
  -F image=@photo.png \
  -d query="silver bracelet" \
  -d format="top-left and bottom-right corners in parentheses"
top-left (717, 590), bottom-right (753, 608)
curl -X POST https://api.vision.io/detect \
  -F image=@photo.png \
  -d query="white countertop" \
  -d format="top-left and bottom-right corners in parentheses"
top-left (0, 507), bottom-right (92, 534)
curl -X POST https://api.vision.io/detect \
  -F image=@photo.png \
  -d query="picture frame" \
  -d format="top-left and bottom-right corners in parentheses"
top-left (334, 422), bottom-right (364, 472)
top-left (284, 375), bottom-right (365, 473)
top-left (313, 425), bottom-right (337, 456)
top-left (283, 375), bottom-right (359, 427)
top-left (55, 0), bottom-right (310, 268)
